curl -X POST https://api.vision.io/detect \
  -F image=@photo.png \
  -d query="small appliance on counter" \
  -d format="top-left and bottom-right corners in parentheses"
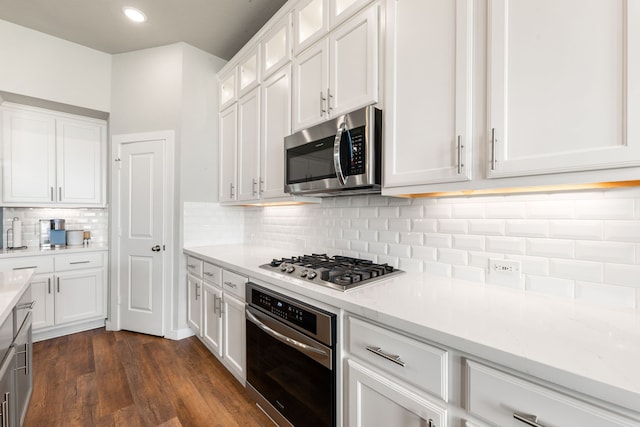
top-left (66, 230), bottom-right (84, 246)
top-left (39, 219), bottom-right (66, 249)
top-left (7, 216), bottom-right (27, 250)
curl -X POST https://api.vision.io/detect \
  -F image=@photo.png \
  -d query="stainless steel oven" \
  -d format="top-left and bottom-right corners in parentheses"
top-left (284, 105), bottom-right (382, 196)
top-left (246, 282), bottom-right (336, 427)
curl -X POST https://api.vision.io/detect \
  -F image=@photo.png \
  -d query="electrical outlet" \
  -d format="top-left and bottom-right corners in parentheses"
top-left (489, 259), bottom-right (521, 275)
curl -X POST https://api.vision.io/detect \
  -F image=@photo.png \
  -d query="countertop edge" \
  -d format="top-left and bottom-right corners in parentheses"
top-left (0, 268), bottom-right (35, 326)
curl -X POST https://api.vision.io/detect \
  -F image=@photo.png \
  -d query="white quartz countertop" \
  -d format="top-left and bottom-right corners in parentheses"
top-left (0, 243), bottom-right (108, 259)
top-left (0, 268), bottom-right (34, 326)
top-left (184, 244), bottom-right (640, 413)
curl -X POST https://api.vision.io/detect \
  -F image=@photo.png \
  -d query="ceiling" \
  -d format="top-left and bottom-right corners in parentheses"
top-left (0, 0), bottom-right (288, 60)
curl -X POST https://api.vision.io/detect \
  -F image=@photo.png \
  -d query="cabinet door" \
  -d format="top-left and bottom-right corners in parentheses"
top-left (239, 49), bottom-right (260, 98)
top-left (0, 349), bottom-right (14, 427)
top-left (330, 0), bottom-right (374, 28)
top-left (55, 270), bottom-right (104, 325)
top-left (1, 107), bottom-right (56, 204)
top-left (219, 67), bottom-right (238, 111)
top-left (329, 3), bottom-right (379, 117)
top-left (384, 0), bottom-right (473, 188)
top-left (222, 291), bottom-right (246, 381)
top-left (202, 283), bottom-right (223, 357)
top-left (219, 104), bottom-right (238, 202)
top-left (262, 13), bottom-right (292, 78)
top-left (187, 274), bottom-right (202, 336)
top-left (294, 0), bottom-right (329, 54)
top-left (261, 65), bottom-right (292, 199)
top-left (346, 358), bottom-right (447, 427)
top-left (56, 117), bottom-right (105, 205)
top-left (487, 0), bottom-right (640, 178)
top-left (292, 38), bottom-right (329, 131)
top-left (237, 88), bottom-right (261, 201)
top-left (30, 274), bottom-right (55, 330)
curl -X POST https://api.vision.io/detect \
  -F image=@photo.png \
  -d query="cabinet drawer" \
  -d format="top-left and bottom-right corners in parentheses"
top-left (221, 270), bottom-right (247, 299)
top-left (346, 316), bottom-right (448, 401)
top-left (466, 360), bottom-right (638, 427)
top-left (186, 256), bottom-right (203, 278)
top-left (203, 262), bottom-right (222, 286)
top-left (55, 252), bottom-right (104, 272)
top-left (0, 256), bottom-right (54, 274)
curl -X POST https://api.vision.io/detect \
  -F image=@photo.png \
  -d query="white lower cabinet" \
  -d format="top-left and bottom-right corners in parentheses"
top-left (345, 315), bottom-right (448, 427)
top-left (347, 359), bottom-right (447, 427)
top-left (465, 360), bottom-right (639, 427)
top-left (0, 251), bottom-right (107, 341)
top-left (185, 256), bottom-right (247, 384)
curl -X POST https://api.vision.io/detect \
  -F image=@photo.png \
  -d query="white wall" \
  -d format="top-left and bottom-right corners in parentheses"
top-left (0, 20), bottom-right (111, 112)
top-left (244, 188), bottom-right (640, 311)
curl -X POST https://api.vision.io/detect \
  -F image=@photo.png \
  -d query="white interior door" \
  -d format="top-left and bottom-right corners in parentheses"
top-left (116, 137), bottom-right (165, 336)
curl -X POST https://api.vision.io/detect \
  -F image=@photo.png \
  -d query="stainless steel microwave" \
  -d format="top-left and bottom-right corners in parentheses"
top-left (284, 105), bottom-right (382, 196)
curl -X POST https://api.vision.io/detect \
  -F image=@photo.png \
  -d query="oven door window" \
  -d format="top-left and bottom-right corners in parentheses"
top-left (246, 316), bottom-right (335, 427)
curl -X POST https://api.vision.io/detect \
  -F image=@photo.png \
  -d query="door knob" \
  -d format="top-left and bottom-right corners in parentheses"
top-left (151, 245), bottom-right (161, 252)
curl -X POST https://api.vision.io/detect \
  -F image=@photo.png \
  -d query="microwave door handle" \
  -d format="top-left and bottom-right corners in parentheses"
top-left (333, 121), bottom-right (347, 185)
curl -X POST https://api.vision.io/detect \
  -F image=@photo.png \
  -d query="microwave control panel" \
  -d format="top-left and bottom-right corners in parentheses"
top-left (347, 127), bottom-right (365, 175)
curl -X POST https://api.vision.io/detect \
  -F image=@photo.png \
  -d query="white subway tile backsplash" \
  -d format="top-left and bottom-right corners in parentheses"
top-left (486, 236), bottom-right (525, 254)
top-left (549, 220), bottom-right (603, 240)
top-left (236, 191), bottom-right (640, 310)
top-left (604, 221), bottom-right (640, 242)
top-left (526, 275), bottom-right (574, 298)
top-left (438, 219), bottom-right (468, 234)
top-left (527, 238), bottom-right (574, 259)
top-left (505, 220), bottom-right (548, 237)
top-left (604, 264), bottom-right (640, 287)
top-left (575, 241), bottom-right (635, 264)
top-left (549, 259), bottom-right (603, 282)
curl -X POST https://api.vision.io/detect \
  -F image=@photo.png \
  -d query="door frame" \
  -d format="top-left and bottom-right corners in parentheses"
top-left (108, 130), bottom-right (175, 337)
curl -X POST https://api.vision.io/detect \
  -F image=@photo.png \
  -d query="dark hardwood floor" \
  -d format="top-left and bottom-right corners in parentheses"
top-left (24, 328), bottom-right (275, 427)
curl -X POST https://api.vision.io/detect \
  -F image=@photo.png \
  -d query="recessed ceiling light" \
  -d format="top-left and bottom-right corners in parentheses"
top-left (123, 7), bottom-right (147, 23)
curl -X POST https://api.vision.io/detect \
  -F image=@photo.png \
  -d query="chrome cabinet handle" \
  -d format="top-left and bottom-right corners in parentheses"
top-left (195, 283), bottom-right (200, 300)
top-left (513, 412), bottom-right (545, 427)
top-left (204, 271), bottom-right (214, 277)
top-left (327, 87), bottom-right (333, 111)
top-left (16, 301), bottom-right (35, 310)
top-left (151, 245), bottom-right (161, 252)
top-left (70, 260), bottom-right (91, 265)
top-left (223, 281), bottom-right (237, 289)
top-left (48, 277), bottom-right (51, 294)
top-left (57, 277), bottom-right (60, 293)
top-left (214, 295), bottom-right (222, 317)
top-left (259, 178), bottom-right (264, 193)
top-left (187, 264), bottom-right (196, 268)
top-left (365, 346), bottom-right (406, 367)
top-left (59, 187), bottom-right (62, 200)
top-left (230, 183), bottom-right (235, 198)
top-left (246, 309), bottom-right (327, 357)
top-left (252, 178), bottom-right (258, 196)
top-left (491, 127), bottom-right (497, 170)
top-left (333, 122), bottom-right (347, 185)
top-left (12, 266), bottom-right (37, 270)
top-left (457, 135), bottom-right (464, 174)
top-left (50, 186), bottom-right (54, 202)
top-left (320, 91), bottom-right (327, 116)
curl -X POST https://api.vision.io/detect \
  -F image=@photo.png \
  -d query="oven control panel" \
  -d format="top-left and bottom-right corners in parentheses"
top-left (252, 288), bottom-right (317, 334)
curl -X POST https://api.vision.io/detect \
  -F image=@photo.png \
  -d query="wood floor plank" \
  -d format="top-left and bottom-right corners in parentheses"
top-left (24, 328), bottom-right (275, 427)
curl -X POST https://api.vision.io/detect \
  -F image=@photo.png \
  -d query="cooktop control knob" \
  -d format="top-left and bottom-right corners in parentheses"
top-left (307, 271), bottom-right (317, 279)
top-left (280, 264), bottom-right (288, 272)
top-left (300, 269), bottom-right (308, 278)
top-left (286, 265), bottom-right (295, 273)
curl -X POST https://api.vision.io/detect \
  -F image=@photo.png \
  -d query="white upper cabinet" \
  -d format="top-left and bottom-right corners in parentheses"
top-left (487, 0), bottom-right (640, 178)
top-left (384, 0), bottom-right (473, 188)
top-left (238, 48), bottom-right (260, 98)
top-left (261, 65), bottom-right (292, 199)
top-left (237, 88), bottom-right (261, 201)
top-left (330, 0), bottom-right (374, 27)
top-left (293, 3), bottom-right (379, 131)
top-left (2, 104), bottom-right (105, 206)
top-left (262, 13), bottom-right (292, 79)
top-left (294, 0), bottom-right (329, 54)
top-left (219, 67), bottom-right (238, 110)
top-left (219, 104), bottom-right (238, 202)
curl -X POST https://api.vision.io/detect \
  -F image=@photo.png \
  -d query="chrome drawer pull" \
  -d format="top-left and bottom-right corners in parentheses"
top-left (365, 346), bottom-right (406, 367)
top-left (513, 412), bottom-right (545, 427)
top-left (12, 266), bottom-right (37, 270)
top-left (70, 260), bottom-right (91, 265)
top-left (16, 301), bottom-right (35, 310)
top-left (204, 272), bottom-right (214, 277)
top-left (223, 281), bottom-right (237, 288)
top-left (187, 264), bottom-right (196, 268)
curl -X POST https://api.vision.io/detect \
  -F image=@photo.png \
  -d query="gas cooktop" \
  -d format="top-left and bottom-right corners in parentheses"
top-left (259, 254), bottom-right (404, 291)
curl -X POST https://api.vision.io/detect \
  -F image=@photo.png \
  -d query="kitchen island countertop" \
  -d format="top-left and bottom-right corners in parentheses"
top-left (184, 244), bottom-right (640, 414)
top-left (0, 268), bottom-right (34, 326)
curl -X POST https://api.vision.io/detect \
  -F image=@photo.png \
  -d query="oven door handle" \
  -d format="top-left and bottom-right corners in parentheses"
top-left (246, 309), bottom-right (328, 358)
top-left (333, 121), bottom-right (348, 186)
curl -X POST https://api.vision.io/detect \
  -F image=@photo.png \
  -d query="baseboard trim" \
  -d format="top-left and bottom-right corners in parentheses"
top-left (165, 327), bottom-right (195, 341)
top-left (33, 319), bottom-right (106, 342)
